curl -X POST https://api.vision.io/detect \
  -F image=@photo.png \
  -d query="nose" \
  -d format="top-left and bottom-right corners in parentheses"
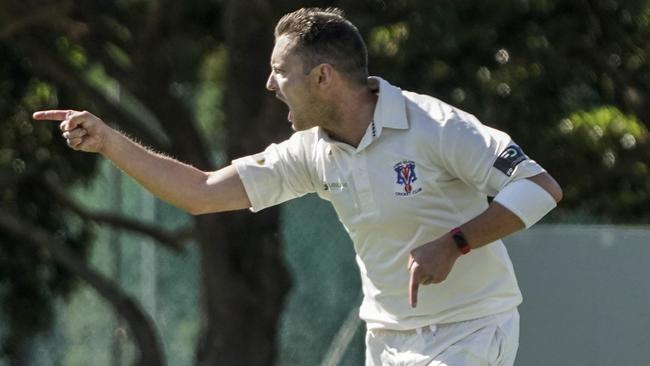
top-left (266, 72), bottom-right (277, 91)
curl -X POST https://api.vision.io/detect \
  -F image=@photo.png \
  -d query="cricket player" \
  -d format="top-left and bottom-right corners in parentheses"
top-left (34, 7), bottom-right (562, 365)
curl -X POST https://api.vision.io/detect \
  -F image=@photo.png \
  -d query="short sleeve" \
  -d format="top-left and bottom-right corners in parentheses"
top-left (232, 133), bottom-right (316, 212)
top-left (437, 111), bottom-right (545, 197)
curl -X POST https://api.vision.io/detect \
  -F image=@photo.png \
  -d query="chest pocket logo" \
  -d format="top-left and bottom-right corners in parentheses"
top-left (323, 181), bottom-right (348, 192)
top-left (393, 160), bottom-right (423, 196)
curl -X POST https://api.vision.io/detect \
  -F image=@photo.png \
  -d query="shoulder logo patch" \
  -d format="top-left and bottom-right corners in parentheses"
top-left (393, 160), bottom-right (422, 196)
top-left (494, 145), bottom-right (528, 176)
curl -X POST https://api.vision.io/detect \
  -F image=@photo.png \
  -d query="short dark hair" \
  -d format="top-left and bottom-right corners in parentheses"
top-left (275, 7), bottom-right (369, 86)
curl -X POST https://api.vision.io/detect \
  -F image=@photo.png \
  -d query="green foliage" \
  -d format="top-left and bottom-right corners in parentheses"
top-left (0, 44), bottom-right (96, 356)
top-left (563, 107), bottom-right (647, 147)
top-left (195, 46), bottom-right (228, 163)
top-left (364, 0), bottom-right (650, 222)
top-left (368, 22), bottom-right (409, 58)
top-left (552, 106), bottom-right (650, 220)
top-left (1, 0), bottom-right (227, 361)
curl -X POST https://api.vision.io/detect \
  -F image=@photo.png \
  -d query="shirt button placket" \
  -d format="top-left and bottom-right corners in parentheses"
top-left (355, 153), bottom-right (376, 214)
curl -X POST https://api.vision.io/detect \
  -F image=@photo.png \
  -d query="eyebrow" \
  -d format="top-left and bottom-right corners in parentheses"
top-left (270, 61), bottom-right (285, 69)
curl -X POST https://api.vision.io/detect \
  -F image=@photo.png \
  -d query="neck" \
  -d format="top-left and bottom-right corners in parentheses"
top-left (322, 86), bottom-right (378, 147)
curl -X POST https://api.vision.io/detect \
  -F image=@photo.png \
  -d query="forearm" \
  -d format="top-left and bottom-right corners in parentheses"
top-left (458, 202), bottom-right (524, 250)
top-left (408, 171), bottom-right (562, 307)
top-left (100, 129), bottom-right (211, 214)
top-left (34, 109), bottom-right (250, 214)
top-left (459, 172), bottom-right (562, 249)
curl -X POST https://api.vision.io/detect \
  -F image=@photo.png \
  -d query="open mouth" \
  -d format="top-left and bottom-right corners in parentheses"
top-left (275, 95), bottom-right (292, 122)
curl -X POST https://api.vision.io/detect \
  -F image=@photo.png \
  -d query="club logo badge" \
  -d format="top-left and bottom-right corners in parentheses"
top-left (393, 160), bottom-right (422, 196)
top-left (493, 145), bottom-right (528, 176)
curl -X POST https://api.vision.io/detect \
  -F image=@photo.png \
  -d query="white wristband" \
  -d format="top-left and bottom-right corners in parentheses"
top-left (493, 179), bottom-right (557, 228)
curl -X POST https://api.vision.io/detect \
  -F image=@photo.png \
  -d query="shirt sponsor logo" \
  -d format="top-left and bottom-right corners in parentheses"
top-left (393, 160), bottom-right (422, 196)
top-left (494, 145), bottom-right (528, 176)
top-left (323, 182), bottom-right (348, 192)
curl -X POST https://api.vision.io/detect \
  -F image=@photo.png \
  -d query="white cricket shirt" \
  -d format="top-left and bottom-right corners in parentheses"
top-left (233, 77), bottom-right (545, 330)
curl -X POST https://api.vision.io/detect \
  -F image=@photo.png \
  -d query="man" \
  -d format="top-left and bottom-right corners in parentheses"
top-left (34, 7), bottom-right (562, 366)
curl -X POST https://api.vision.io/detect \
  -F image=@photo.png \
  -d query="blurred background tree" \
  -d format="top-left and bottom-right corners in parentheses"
top-left (364, 0), bottom-right (650, 221)
top-left (0, 41), bottom-right (98, 362)
top-left (0, 0), bottom-right (649, 365)
top-left (0, 0), bottom-right (292, 364)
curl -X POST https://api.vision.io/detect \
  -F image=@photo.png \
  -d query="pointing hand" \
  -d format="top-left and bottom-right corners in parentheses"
top-left (408, 234), bottom-right (462, 308)
top-left (33, 110), bottom-right (108, 153)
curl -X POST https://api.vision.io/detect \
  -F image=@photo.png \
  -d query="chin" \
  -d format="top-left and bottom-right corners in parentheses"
top-left (290, 120), bottom-right (308, 132)
top-left (289, 113), bottom-right (318, 131)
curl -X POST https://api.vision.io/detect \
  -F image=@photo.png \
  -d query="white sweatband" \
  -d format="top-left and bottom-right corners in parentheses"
top-left (493, 179), bottom-right (557, 228)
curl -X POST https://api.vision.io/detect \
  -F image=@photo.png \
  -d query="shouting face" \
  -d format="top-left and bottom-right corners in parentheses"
top-left (266, 35), bottom-right (329, 131)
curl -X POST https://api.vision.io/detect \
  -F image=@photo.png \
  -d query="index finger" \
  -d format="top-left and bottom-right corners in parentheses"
top-left (32, 110), bottom-right (73, 121)
top-left (409, 269), bottom-right (419, 308)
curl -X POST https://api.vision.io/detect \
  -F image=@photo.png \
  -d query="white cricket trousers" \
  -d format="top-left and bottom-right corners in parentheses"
top-left (365, 308), bottom-right (519, 366)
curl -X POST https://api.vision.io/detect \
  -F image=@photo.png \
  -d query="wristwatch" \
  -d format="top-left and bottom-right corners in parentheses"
top-left (450, 227), bottom-right (471, 255)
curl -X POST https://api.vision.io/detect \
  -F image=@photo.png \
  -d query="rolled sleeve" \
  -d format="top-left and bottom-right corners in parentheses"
top-left (232, 133), bottom-right (315, 212)
top-left (438, 112), bottom-right (545, 196)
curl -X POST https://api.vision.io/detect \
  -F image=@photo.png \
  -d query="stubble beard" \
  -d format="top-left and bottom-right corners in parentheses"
top-left (293, 97), bottom-right (341, 132)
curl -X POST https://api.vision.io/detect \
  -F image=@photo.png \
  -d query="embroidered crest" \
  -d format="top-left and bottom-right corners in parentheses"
top-left (393, 160), bottom-right (422, 196)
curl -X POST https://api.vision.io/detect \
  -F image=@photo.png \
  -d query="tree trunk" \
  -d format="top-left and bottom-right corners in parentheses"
top-left (9, 340), bottom-right (28, 366)
top-left (195, 1), bottom-right (292, 364)
top-left (0, 210), bottom-right (164, 366)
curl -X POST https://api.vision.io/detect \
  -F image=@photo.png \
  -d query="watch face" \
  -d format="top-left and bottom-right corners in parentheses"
top-left (451, 228), bottom-right (470, 254)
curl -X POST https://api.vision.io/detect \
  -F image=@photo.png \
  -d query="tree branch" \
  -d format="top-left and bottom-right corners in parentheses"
top-left (0, 165), bottom-right (41, 190)
top-left (0, 2), bottom-right (82, 40)
top-left (0, 209), bottom-right (164, 366)
top-left (17, 37), bottom-right (170, 151)
top-left (42, 172), bottom-right (193, 252)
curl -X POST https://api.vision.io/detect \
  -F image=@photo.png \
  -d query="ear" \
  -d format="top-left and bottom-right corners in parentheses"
top-left (314, 63), bottom-right (335, 89)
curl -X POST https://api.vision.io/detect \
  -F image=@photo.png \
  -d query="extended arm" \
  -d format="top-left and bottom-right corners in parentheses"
top-left (408, 172), bottom-right (562, 307)
top-left (33, 110), bottom-right (251, 215)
